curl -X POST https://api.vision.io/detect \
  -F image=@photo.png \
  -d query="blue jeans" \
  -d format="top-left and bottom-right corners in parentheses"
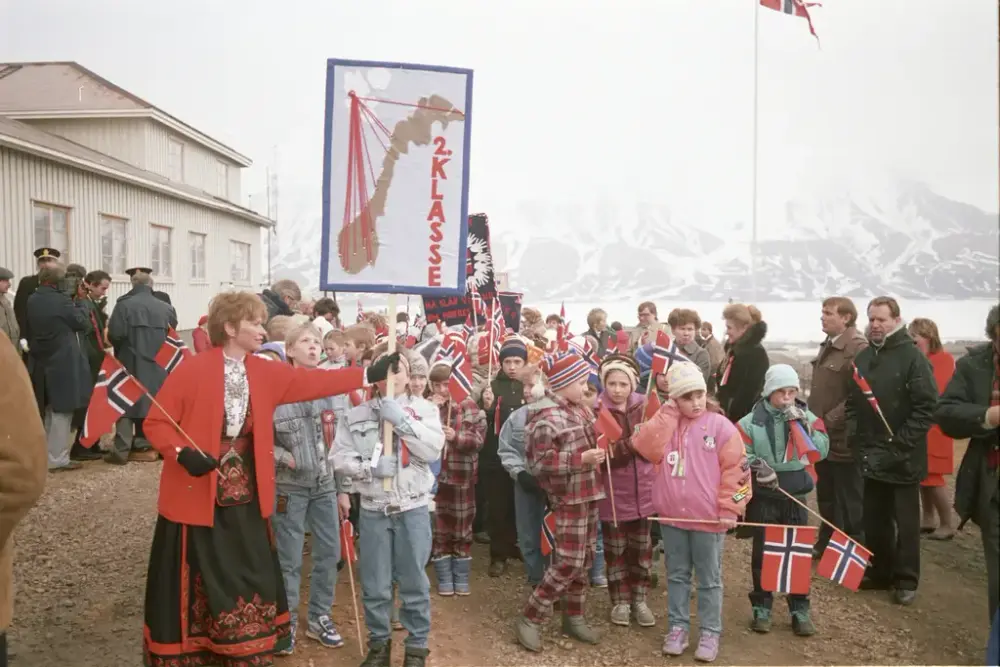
top-left (272, 485), bottom-right (340, 626)
top-left (359, 505), bottom-right (432, 648)
top-left (590, 520), bottom-right (606, 583)
top-left (661, 525), bottom-right (725, 635)
top-left (513, 482), bottom-right (546, 585)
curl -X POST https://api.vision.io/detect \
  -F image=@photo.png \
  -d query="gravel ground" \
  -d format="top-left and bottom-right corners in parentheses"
top-left (8, 440), bottom-right (993, 666)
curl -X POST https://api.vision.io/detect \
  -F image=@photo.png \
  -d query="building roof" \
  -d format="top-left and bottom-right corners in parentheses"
top-left (0, 115), bottom-right (273, 228)
top-left (0, 61), bottom-right (252, 167)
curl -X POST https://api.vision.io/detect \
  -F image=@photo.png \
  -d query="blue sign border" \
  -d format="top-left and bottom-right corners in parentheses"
top-left (320, 58), bottom-right (474, 296)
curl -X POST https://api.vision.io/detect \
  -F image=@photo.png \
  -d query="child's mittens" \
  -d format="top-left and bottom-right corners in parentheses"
top-left (750, 459), bottom-right (779, 489)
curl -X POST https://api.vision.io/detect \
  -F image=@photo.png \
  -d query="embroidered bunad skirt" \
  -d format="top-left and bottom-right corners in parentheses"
top-left (142, 417), bottom-right (291, 667)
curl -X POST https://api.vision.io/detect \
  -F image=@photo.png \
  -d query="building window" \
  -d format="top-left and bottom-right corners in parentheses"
top-left (167, 139), bottom-right (184, 182)
top-left (100, 215), bottom-right (128, 275)
top-left (216, 160), bottom-right (228, 198)
top-left (32, 202), bottom-right (70, 258)
top-left (150, 224), bottom-right (172, 277)
top-left (189, 232), bottom-right (206, 281)
top-left (230, 241), bottom-right (250, 283)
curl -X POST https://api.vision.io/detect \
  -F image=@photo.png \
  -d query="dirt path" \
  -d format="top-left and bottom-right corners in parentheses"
top-left (9, 443), bottom-right (992, 666)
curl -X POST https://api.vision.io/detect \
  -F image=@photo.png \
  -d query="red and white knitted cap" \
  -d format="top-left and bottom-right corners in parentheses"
top-left (541, 351), bottom-right (591, 391)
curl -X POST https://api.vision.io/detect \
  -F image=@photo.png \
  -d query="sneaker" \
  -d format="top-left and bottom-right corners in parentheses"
top-left (791, 610), bottom-right (816, 636)
top-left (750, 606), bottom-right (771, 633)
top-left (306, 615), bottom-right (344, 648)
top-left (275, 626), bottom-right (296, 656)
top-left (610, 603), bottom-right (631, 627)
top-left (632, 601), bottom-right (656, 627)
top-left (662, 626), bottom-right (689, 656)
top-left (694, 632), bottom-right (720, 662)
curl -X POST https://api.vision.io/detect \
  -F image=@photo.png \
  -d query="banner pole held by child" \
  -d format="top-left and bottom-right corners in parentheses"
top-left (382, 293), bottom-right (397, 491)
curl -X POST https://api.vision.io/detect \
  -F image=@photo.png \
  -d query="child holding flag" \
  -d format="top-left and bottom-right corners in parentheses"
top-left (595, 355), bottom-right (657, 627)
top-left (737, 364), bottom-right (830, 637)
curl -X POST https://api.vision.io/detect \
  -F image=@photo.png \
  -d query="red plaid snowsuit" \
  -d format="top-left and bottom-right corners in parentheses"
top-left (523, 393), bottom-right (605, 622)
top-left (433, 398), bottom-right (486, 558)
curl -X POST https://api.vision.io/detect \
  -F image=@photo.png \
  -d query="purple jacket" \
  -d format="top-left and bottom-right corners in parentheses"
top-left (596, 392), bottom-right (656, 522)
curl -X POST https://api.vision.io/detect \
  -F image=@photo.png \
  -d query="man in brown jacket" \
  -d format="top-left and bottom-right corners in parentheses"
top-left (0, 330), bottom-right (47, 665)
top-left (808, 296), bottom-right (868, 556)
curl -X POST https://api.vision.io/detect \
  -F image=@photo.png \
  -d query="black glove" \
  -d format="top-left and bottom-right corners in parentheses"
top-left (366, 352), bottom-right (402, 385)
top-left (177, 447), bottom-right (218, 477)
top-left (518, 470), bottom-right (542, 495)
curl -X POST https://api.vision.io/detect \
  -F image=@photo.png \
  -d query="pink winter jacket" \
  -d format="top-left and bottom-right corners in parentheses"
top-left (632, 403), bottom-right (751, 533)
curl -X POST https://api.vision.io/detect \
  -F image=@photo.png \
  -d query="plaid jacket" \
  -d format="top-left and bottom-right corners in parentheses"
top-left (525, 392), bottom-right (605, 507)
top-left (438, 398), bottom-right (486, 486)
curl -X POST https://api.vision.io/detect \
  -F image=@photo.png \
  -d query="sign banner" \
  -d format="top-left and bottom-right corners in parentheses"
top-left (422, 213), bottom-right (496, 325)
top-left (320, 59), bottom-right (474, 295)
top-left (497, 291), bottom-right (523, 333)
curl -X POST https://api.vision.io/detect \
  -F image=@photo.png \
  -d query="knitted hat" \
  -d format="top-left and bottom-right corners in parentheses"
top-left (541, 351), bottom-right (592, 391)
top-left (763, 364), bottom-right (800, 397)
top-left (499, 336), bottom-right (528, 362)
top-left (634, 342), bottom-right (654, 375)
top-left (599, 354), bottom-right (640, 393)
top-left (666, 361), bottom-right (706, 399)
top-left (407, 351), bottom-right (429, 378)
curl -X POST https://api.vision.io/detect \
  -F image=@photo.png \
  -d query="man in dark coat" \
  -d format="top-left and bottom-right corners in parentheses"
top-left (259, 279), bottom-right (301, 322)
top-left (69, 270), bottom-right (113, 461)
top-left (125, 267), bottom-right (171, 304)
top-left (25, 262), bottom-right (93, 472)
top-left (935, 304), bottom-right (999, 626)
top-left (12, 247), bottom-right (61, 361)
top-left (846, 296), bottom-right (937, 606)
top-left (107, 269), bottom-right (177, 464)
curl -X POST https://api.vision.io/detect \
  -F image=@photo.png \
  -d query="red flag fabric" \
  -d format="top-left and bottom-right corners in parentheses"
top-left (816, 531), bottom-right (871, 592)
top-left (785, 419), bottom-right (824, 482)
top-left (643, 390), bottom-right (662, 423)
top-left (154, 327), bottom-right (192, 373)
top-left (80, 354), bottom-right (144, 447)
top-left (540, 510), bottom-right (557, 556)
top-left (449, 353), bottom-right (474, 404)
top-left (651, 330), bottom-right (685, 375)
top-left (761, 525), bottom-right (817, 595)
top-left (760, 0), bottom-right (820, 42)
top-left (595, 405), bottom-right (623, 451)
top-left (559, 302), bottom-right (566, 319)
top-left (340, 519), bottom-right (358, 563)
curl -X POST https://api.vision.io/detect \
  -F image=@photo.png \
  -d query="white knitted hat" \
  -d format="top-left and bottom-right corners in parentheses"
top-left (666, 361), bottom-right (706, 399)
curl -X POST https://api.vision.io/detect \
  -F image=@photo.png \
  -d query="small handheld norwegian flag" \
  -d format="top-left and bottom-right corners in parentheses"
top-left (540, 510), bottom-right (557, 557)
top-left (340, 519), bottom-right (358, 563)
top-left (816, 531), bottom-right (871, 592)
top-left (595, 404), bottom-right (623, 451)
top-left (761, 525), bottom-right (817, 595)
top-left (154, 327), bottom-right (192, 373)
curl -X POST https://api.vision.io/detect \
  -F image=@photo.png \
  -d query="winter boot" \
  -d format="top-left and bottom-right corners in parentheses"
top-left (515, 616), bottom-right (543, 652)
top-left (432, 556), bottom-right (455, 596)
top-left (360, 639), bottom-right (392, 667)
top-left (750, 606), bottom-right (772, 633)
top-left (561, 614), bottom-right (601, 644)
top-left (452, 556), bottom-right (472, 596)
top-left (402, 646), bottom-right (430, 667)
top-left (791, 610), bottom-right (816, 636)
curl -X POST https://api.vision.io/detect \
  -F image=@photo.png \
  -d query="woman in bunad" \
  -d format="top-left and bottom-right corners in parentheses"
top-left (140, 291), bottom-right (399, 667)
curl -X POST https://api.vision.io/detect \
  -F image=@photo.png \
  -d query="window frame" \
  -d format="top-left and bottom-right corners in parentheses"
top-left (216, 160), bottom-right (229, 198)
top-left (166, 138), bottom-right (185, 182)
top-left (189, 231), bottom-right (207, 282)
top-left (99, 213), bottom-right (129, 277)
top-left (149, 223), bottom-right (174, 279)
top-left (229, 240), bottom-right (251, 285)
top-left (31, 200), bottom-right (71, 259)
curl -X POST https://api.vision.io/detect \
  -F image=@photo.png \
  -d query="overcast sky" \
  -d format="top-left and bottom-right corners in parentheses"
top-left (3, 0), bottom-right (997, 241)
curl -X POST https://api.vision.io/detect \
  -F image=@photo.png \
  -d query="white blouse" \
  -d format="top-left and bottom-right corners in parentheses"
top-left (222, 353), bottom-right (250, 435)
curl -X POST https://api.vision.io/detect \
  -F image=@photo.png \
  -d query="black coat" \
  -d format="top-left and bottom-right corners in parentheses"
top-left (846, 327), bottom-right (938, 485)
top-left (260, 289), bottom-right (293, 323)
top-left (936, 342), bottom-right (999, 527)
top-left (108, 284), bottom-right (178, 418)
top-left (481, 370), bottom-right (525, 470)
top-left (715, 320), bottom-right (769, 421)
top-left (25, 285), bottom-right (93, 414)
top-left (12, 274), bottom-right (39, 343)
top-left (152, 290), bottom-right (172, 305)
top-left (584, 328), bottom-right (614, 356)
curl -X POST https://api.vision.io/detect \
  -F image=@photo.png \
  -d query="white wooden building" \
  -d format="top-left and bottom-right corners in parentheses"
top-left (0, 61), bottom-right (273, 330)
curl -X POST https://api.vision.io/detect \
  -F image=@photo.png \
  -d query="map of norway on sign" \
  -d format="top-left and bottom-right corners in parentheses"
top-left (320, 59), bottom-right (474, 296)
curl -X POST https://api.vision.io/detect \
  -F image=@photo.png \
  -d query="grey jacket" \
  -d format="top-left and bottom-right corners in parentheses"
top-left (331, 394), bottom-right (444, 513)
top-left (274, 394), bottom-right (350, 492)
top-left (679, 340), bottom-right (712, 384)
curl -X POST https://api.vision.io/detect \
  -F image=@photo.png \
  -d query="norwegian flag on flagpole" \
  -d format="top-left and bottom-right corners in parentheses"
top-left (356, 298), bottom-right (364, 323)
top-left (595, 404), bottom-right (623, 451)
top-left (642, 390), bottom-right (662, 423)
top-left (154, 327), bottom-right (192, 373)
top-left (540, 509), bottom-right (557, 557)
top-left (816, 531), bottom-right (871, 592)
top-left (462, 314), bottom-right (476, 341)
top-left (761, 525), bottom-right (817, 595)
top-left (785, 418), bottom-right (825, 482)
top-left (559, 302), bottom-right (566, 319)
top-left (852, 363), bottom-right (894, 436)
top-left (760, 0), bottom-right (821, 42)
top-left (448, 352), bottom-right (474, 404)
top-left (490, 298), bottom-right (505, 361)
top-left (340, 519), bottom-right (358, 563)
top-left (651, 330), bottom-right (686, 375)
top-left (435, 331), bottom-right (468, 364)
top-left (80, 354), bottom-right (145, 446)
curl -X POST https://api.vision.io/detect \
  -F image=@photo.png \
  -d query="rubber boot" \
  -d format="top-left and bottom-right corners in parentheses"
top-left (515, 616), bottom-right (543, 652)
top-left (452, 556), bottom-right (472, 596)
top-left (561, 614), bottom-right (601, 644)
top-left (360, 639), bottom-right (391, 667)
top-left (431, 556), bottom-right (454, 596)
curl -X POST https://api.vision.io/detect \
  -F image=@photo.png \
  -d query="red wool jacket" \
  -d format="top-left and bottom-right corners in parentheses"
top-left (144, 347), bottom-right (365, 527)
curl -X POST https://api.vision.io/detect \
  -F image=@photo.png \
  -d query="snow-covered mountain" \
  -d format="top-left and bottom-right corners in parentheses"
top-left (272, 181), bottom-right (999, 302)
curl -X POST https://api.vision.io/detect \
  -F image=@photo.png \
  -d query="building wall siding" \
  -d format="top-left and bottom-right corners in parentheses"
top-left (18, 117), bottom-right (148, 169)
top-left (0, 147), bottom-right (262, 330)
top-left (145, 121), bottom-right (243, 205)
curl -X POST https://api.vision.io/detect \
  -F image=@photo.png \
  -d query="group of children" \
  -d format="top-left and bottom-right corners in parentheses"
top-left (252, 309), bottom-right (831, 666)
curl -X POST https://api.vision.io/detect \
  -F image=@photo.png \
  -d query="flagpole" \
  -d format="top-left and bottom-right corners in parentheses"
top-left (750, 0), bottom-right (760, 304)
